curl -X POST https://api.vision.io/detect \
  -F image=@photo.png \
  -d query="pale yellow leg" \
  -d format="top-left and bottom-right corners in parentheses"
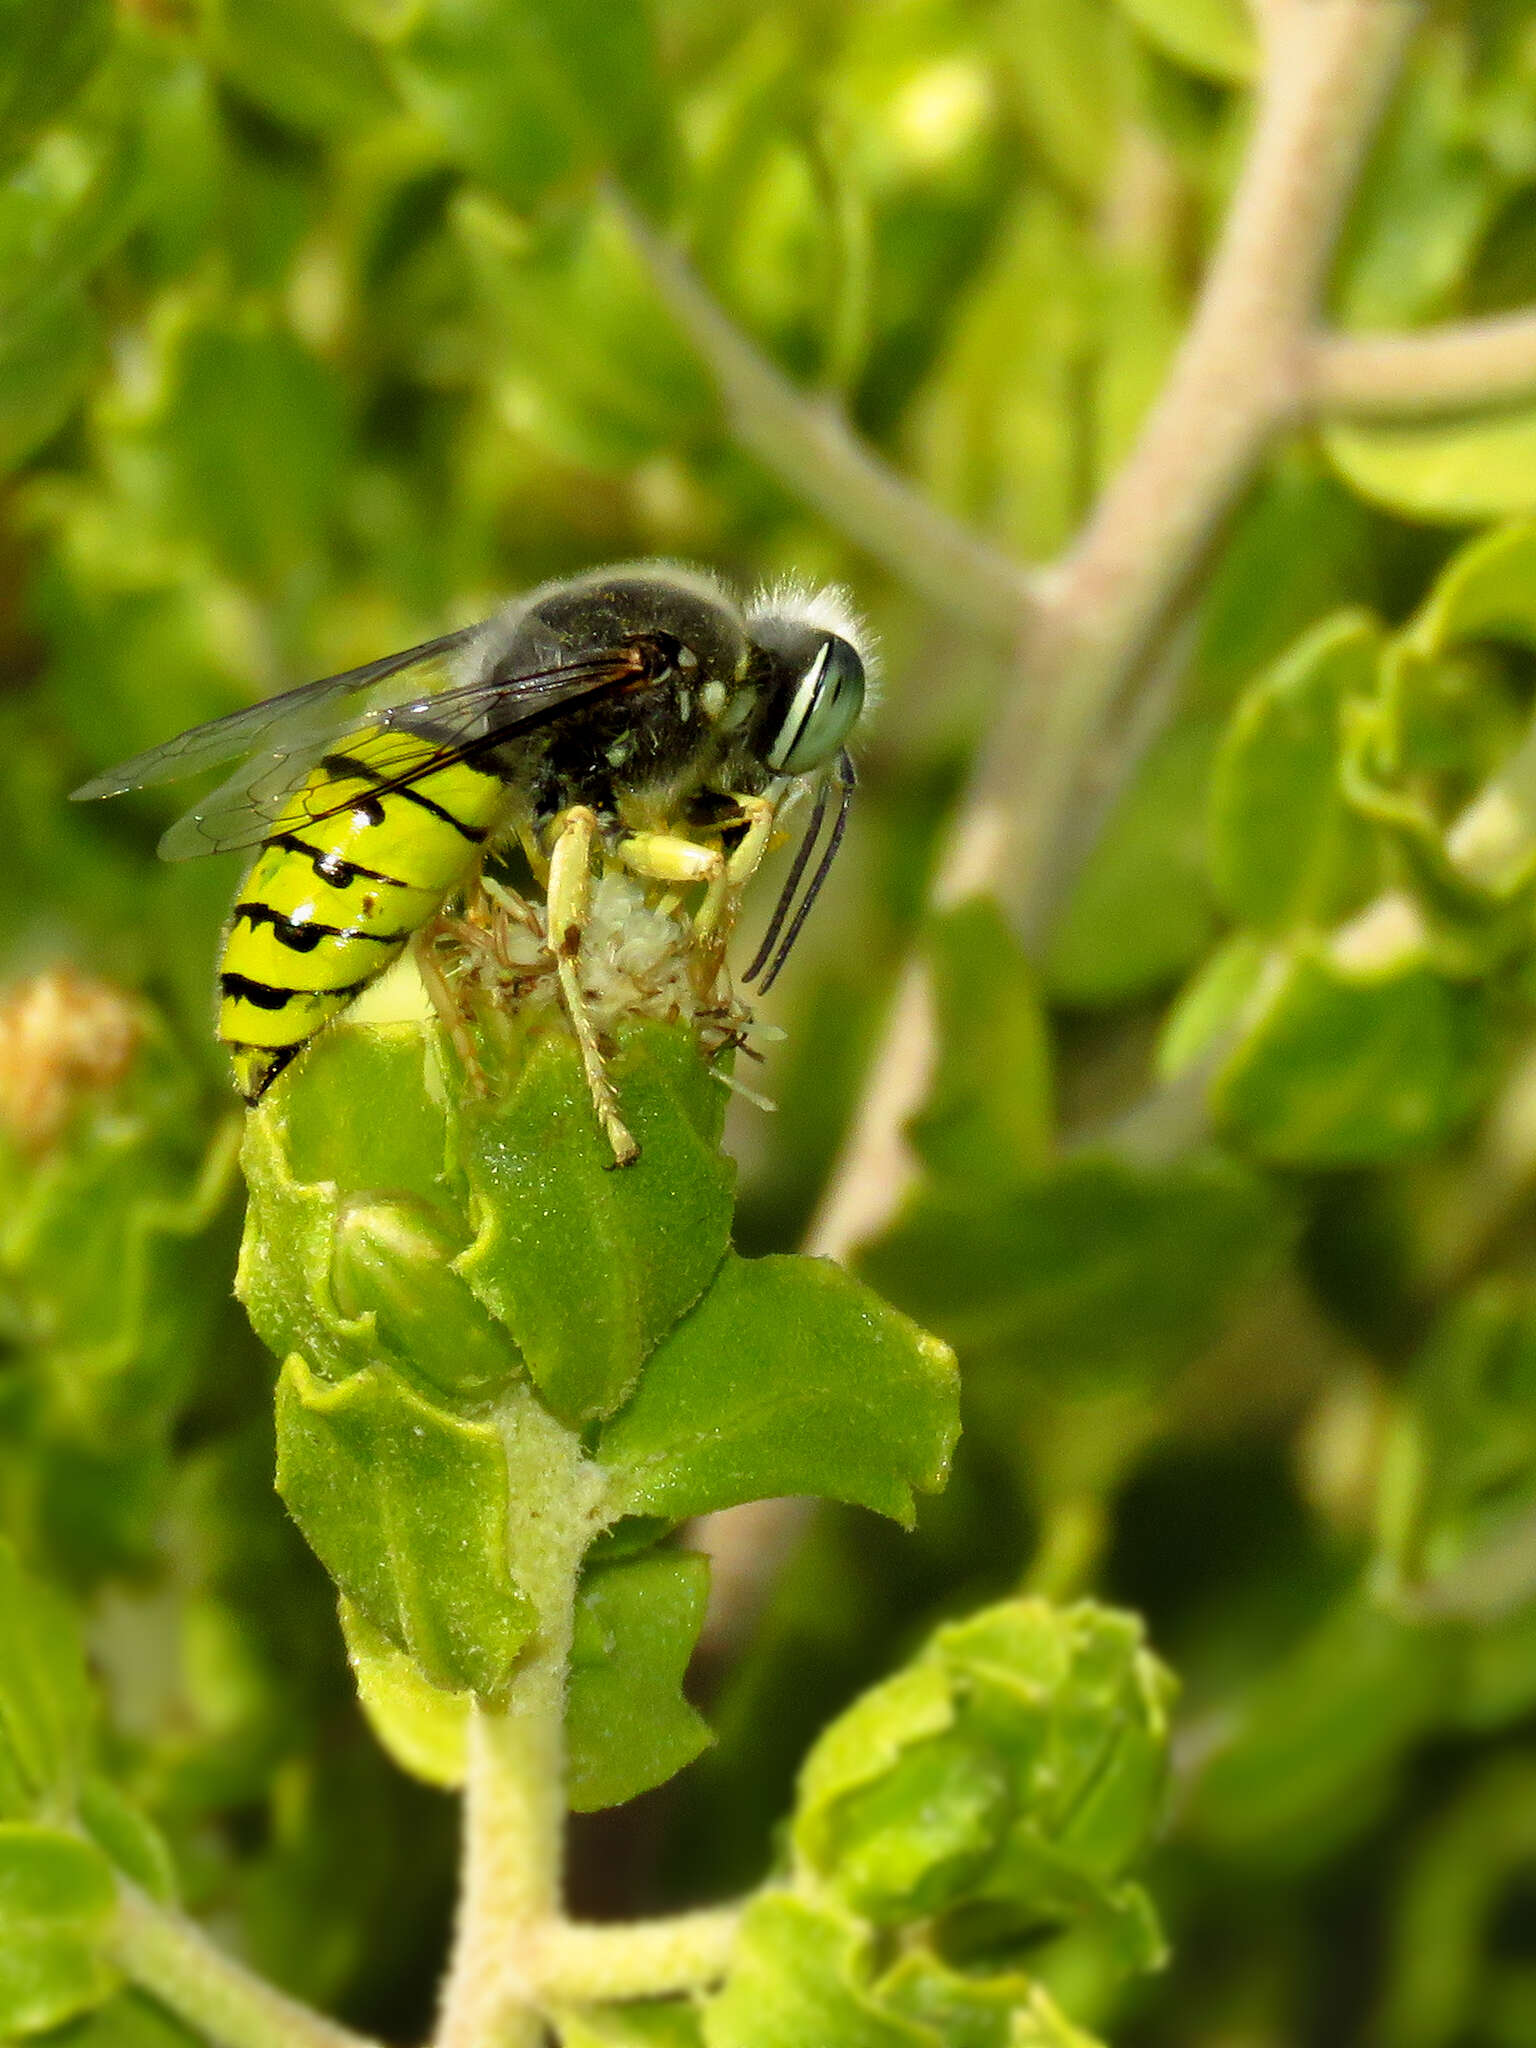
top-left (615, 832), bottom-right (723, 889)
top-left (547, 805), bottom-right (639, 1168)
top-left (616, 796), bottom-right (778, 944)
top-left (414, 928), bottom-right (486, 1094)
top-left (708, 793), bottom-right (777, 943)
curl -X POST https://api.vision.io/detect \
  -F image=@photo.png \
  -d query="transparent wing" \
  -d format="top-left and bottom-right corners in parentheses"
top-left (69, 627), bottom-right (485, 804)
top-left (77, 633), bottom-right (650, 862)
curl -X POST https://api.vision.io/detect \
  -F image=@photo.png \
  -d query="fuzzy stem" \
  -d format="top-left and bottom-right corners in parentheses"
top-left (610, 188), bottom-right (1035, 639)
top-left (435, 1392), bottom-right (601, 2048)
top-left (985, 0), bottom-right (1418, 943)
top-left (110, 1885), bottom-right (378, 2048)
top-left (435, 1677), bottom-right (568, 2048)
top-left (533, 1906), bottom-right (742, 2004)
top-left (808, 0), bottom-right (1418, 1268)
top-left (1310, 310), bottom-right (1536, 417)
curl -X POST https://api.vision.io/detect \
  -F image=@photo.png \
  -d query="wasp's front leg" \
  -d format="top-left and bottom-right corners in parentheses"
top-left (547, 805), bottom-right (639, 1167)
top-left (617, 794), bottom-right (777, 948)
top-left (703, 793), bottom-right (777, 945)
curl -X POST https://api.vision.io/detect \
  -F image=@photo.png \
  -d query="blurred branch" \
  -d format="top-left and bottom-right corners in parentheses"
top-left (609, 189), bottom-right (1036, 639)
top-left (705, 2), bottom-right (1420, 1637)
top-left (987, 0), bottom-right (1418, 944)
top-left (1309, 310), bottom-right (1536, 416)
top-left (809, 0), bottom-right (1418, 1263)
top-left (111, 1884), bottom-right (378, 2048)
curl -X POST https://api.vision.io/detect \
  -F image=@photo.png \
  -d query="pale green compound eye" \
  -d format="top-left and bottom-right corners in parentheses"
top-left (765, 636), bottom-right (866, 775)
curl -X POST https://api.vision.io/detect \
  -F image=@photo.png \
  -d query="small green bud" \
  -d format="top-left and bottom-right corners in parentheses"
top-left (331, 1196), bottom-right (522, 1401)
top-left (794, 1600), bottom-right (1174, 1957)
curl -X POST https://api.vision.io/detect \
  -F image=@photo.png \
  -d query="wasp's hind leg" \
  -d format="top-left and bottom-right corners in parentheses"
top-left (413, 922), bottom-right (488, 1095)
top-left (547, 805), bottom-right (640, 1168)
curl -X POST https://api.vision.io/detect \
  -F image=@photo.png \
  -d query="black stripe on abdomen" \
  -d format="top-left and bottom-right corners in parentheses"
top-left (221, 972), bottom-right (297, 1012)
top-left (221, 971), bottom-right (375, 1010)
top-left (265, 833), bottom-right (409, 889)
top-left (319, 752), bottom-right (489, 844)
top-left (231, 902), bottom-right (411, 950)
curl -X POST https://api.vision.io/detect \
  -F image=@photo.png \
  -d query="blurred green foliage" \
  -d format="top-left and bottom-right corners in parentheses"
top-left (13, 0), bottom-right (1536, 2045)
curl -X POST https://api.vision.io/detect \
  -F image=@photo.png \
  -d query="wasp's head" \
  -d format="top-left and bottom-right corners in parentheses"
top-left (747, 585), bottom-right (872, 778)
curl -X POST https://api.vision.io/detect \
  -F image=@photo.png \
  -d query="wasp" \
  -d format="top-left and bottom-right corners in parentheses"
top-left (72, 564), bottom-right (869, 1163)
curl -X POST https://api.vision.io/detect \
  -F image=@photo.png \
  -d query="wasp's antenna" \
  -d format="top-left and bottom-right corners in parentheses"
top-left (750, 751), bottom-right (856, 996)
top-left (743, 780), bottom-right (830, 984)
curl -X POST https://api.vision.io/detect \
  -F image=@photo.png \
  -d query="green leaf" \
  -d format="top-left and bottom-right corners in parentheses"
top-left (909, 190), bottom-right (1096, 564)
top-left (0, 124), bottom-right (143, 327)
top-left (274, 1355), bottom-right (536, 1700)
top-left (0, 1539), bottom-right (92, 1821)
top-left (859, 1154), bottom-right (1289, 1391)
top-left (1187, 1591), bottom-right (1449, 1867)
top-left (51, 1990), bottom-right (203, 2048)
top-left (804, 1728), bottom-right (1012, 1923)
top-left (454, 190), bottom-right (715, 472)
top-left (339, 1596), bottom-right (468, 1790)
top-left (1044, 723), bottom-right (1220, 1006)
top-left (389, 0), bottom-right (666, 210)
top-left (909, 899), bottom-right (1053, 1190)
top-left (0, 0), bottom-right (110, 169)
top-left (598, 1253), bottom-right (958, 1528)
top-left (1111, 0), bottom-right (1256, 84)
top-left (241, 1024), bottom-right (523, 1396)
top-left (1324, 407), bottom-right (1536, 525)
top-left (566, 1551), bottom-right (713, 1813)
top-left (138, 318), bottom-right (348, 587)
top-left (330, 1198), bottom-right (524, 1402)
top-left (1371, 1755), bottom-right (1536, 2048)
top-left (795, 1664), bottom-right (957, 1830)
top-left (1187, 451), bottom-right (1385, 718)
top-left (0, 1825), bottom-right (118, 2037)
top-left (876, 1953), bottom-right (1103, 2048)
top-left (0, 282), bottom-right (96, 474)
top-left (935, 1602), bottom-right (1170, 1907)
top-left (1157, 932), bottom-right (1269, 1081)
top-left (1212, 944), bottom-right (1494, 1165)
top-left (206, 0), bottom-right (396, 134)
top-left (795, 1602), bottom-right (1173, 1942)
top-left (560, 2006), bottom-right (706, 2048)
top-left (704, 1895), bottom-right (932, 2048)
top-left (1208, 611), bottom-right (1382, 930)
top-left (77, 1779), bottom-right (175, 1903)
top-left (995, 0), bottom-right (1124, 202)
top-left (1391, 1284), bottom-right (1536, 1599)
top-left (455, 1022), bottom-right (734, 1427)
top-left (1406, 517), bottom-right (1536, 658)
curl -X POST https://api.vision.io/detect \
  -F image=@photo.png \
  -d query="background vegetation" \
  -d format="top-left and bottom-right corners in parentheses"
top-left (14, 0), bottom-right (1536, 2043)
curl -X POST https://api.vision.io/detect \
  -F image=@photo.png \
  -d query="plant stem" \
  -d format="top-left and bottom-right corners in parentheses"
top-left (533, 1906), bottom-right (742, 2004)
top-left (435, 1394), bottom-right (601, 2048)
top-left (435, 1663), bottom-right (568, 2048)
top-left (1311, 310), bottom-right (1536, 416)
top-left (610, 187), bottom-right (1035, 639)
top-left (809, 0), bottom-right (1418, 1265)
top-left (110, 1884), bottom-right (379, 2048)
top-left (989, 0), bottom-right (1417, 942)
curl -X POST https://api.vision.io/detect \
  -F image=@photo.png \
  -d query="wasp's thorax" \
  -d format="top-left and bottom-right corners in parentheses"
top-left (469, 565), bottom-right (868, 834)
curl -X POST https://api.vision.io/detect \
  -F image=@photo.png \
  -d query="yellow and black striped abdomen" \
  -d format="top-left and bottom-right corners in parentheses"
top-left (219, 728), bottom-right (506, 1100)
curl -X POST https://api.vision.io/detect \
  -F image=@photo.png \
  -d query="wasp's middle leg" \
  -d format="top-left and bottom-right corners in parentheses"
top-left (547, 805), bottom-right (639, 1167)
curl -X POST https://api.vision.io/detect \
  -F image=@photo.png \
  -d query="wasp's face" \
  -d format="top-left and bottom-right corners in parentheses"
top-left (746, 616), bottom-right (867, 781)
top-left (762, 633), bottom-right (866, 774)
